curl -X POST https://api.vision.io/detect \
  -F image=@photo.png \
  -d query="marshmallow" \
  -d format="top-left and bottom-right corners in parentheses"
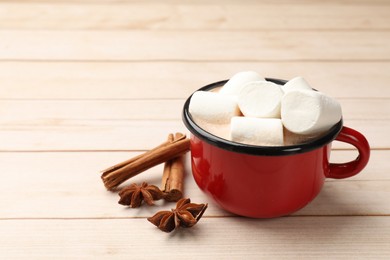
top-left (281, 76), bottom-right (313, 93)
top-left (281, 90), bottom-right (342, 135)
top-left (219, 71), bottom-right (265, 95)
top-left (189, 91), bottom-right (241, 124)
top-left (230, 117), bottom-right (284, 146)
top-left (283, 128), bottom-right (325, 146)
top-left (237, 81), bottom-right (284, 118)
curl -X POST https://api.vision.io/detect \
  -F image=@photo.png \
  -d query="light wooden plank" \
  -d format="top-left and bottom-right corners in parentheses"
top-left (299, 180), bottom-right (390, 216)
top-left (0, 100), bottom-right (184, 122)
top-left (1, 3), bottom-right (389, 30)
top-left (0, 119), bottom-right (383, 150)
top-left (0, 217), bottom-right (389, 259)
top-left (327, 150), bottom-right (389, 181)
top-left (340, 99), bottom-right (390, 120)
top-left (339, 119), bottom-right (387, 149)
top-left (0, 150), bottom-right (387, 219)
top-left (0, 1), bottom-right (386, 258)
top-left (0, 120), bottom-right (186, 151)
top-left (0, 99), bottom-right (387, 125)
top-left (0, 31), bottom-right (389, 61)
top-left (0, 151), bottom-right (228, 219)
top-left (0, 97), bottom-right (383, 154)
top-left (0, 0), bottom-right (388, 5)
top-left (1, 61), bottom-right (389, 99)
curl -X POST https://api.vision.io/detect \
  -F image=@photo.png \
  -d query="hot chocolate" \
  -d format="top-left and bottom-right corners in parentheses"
top-left (188, 71), bottom-right (342, 147)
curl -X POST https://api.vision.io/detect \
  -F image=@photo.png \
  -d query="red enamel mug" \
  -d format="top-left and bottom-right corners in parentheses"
top-left (182, 79), bottom-right (370, 218)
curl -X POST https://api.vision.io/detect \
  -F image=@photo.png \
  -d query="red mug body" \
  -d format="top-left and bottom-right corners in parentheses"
top-left (183, 79), bottom-right (370, 218)
top-left (190, 134), bottom-right (329, 218)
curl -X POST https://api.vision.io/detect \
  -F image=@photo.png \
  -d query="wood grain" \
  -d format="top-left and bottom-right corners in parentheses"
top-left (0, 99), bottom-right (387, 123)
top-left (0, 31), bottom-right (389, 61)
top-left (0, 150), bottom-right (387, 219)
top-left (0, 217), bottom-right (389, 258)
top-left (1, 61), bottom-right (390, 99)
top-left (1, 0), bottom-right (388, 4)
top-left (0, 98), bottom-right (386, 149)
top-left (0, 119), bottom-right (383, 151)
top-left (0, 0), bottom-right (389, 258)
top-left (1, 3), bottom-right (389, 30)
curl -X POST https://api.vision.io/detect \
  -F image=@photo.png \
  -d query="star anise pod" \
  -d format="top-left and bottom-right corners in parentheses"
top-left (118, 182), bottom-right (164, 208)
top-left (147, 198), bottom-right (208, 232)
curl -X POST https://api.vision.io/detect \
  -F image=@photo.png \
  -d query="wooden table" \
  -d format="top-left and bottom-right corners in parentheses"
top-left (1, 0), bottom-right (389, 258)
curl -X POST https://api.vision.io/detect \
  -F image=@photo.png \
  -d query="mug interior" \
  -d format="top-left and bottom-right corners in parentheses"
top-left (182, 78), bottom-right (343, 156)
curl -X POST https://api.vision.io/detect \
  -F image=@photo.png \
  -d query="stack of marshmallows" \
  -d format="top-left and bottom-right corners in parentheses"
top-left (189, 71), bottom-right (342, 146)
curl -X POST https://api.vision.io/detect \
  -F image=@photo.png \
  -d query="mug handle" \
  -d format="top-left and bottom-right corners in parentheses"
top-left (327, 126), bottom-right (370, 179)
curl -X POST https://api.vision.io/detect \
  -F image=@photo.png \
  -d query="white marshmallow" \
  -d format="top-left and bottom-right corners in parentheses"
top-left (283, 128), bottom-right (325, 146)
top-left (219, 71), bottom-right (265, 95)
top-left (230, 117), bottom-right (284, 146)
top-left (237, 81), bottom-right (284, 118)
top-left (189, 91), bottom-right (241, 124)
top-left (281, 76), bottom-right (313, 93)
top-left (281, 90), bottom-right (342, 135)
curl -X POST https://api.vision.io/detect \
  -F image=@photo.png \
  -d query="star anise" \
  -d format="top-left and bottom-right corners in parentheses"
top-left (118, 182), bottom-right (164, 208)
top-left (147, 198), bottom-right (208, 232)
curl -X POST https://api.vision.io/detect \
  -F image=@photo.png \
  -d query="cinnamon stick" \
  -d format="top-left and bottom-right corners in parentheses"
top-left (162, 133), bottom-right (185, 202)
top-left (101, 133), bottom-right (190, 191)
top-left (161, 134), bottom-right (175, 192)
